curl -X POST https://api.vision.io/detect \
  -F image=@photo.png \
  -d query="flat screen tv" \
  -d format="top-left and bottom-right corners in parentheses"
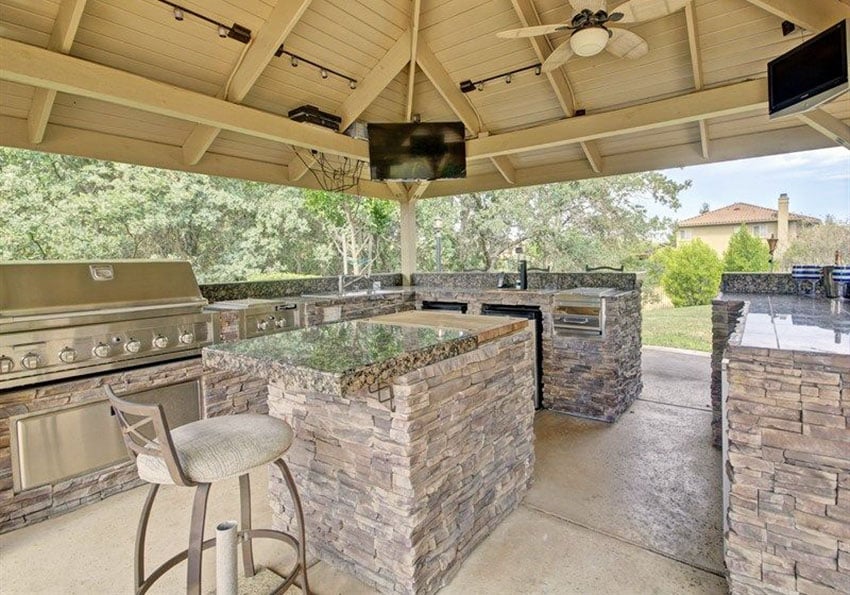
top-left (768, 19), bottom-right (849, 119)
top-left (367, 122), bottom-right (466, 181)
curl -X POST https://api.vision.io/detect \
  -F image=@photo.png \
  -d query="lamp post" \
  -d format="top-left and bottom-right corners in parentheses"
top-left (434, 218), bottom-right (443, 272)
top-left (766, 234), bottom-right (779, 272)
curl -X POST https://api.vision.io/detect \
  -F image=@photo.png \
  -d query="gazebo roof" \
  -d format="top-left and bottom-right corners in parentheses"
top-left (1, 0), bottom-right (848, 201)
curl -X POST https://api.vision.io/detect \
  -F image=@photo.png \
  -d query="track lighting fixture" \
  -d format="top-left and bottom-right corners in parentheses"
top-left (273, 45), bottom-right (358, 89)
top-left (159, 1), bottom-right (251, 44)
top-left (459, 62), bottom-right (543, 93)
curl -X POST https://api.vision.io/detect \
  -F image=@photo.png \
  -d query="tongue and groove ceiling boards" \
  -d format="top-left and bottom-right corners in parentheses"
top-left (0, 0), bottom-right (848, 200)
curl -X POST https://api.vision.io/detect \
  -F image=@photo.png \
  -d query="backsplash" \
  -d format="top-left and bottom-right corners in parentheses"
top-left (411, 272), bottom-right (639, 291)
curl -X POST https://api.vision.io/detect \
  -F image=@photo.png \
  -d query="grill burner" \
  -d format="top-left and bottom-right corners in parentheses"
top-left (0, 260), bottom-right (215, 390)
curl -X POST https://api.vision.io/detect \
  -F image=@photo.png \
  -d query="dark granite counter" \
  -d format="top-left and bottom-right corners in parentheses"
top-left (719, 293), bottom-right (850, 354)
top-left (203, 311), bottom-right (526, 395)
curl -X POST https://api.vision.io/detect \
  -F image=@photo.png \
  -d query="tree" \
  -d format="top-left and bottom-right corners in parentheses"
top-left (722, 224), bottom-right (770, 272)
top-left (661, 239), bottom-right (723, 307)
top-left (700, 202), bottom-right (711, 214)
top-left (780, 218), bottom-right (850, 269)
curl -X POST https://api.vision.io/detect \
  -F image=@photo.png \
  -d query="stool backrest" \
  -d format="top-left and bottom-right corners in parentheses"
top-left (105, 385), bottom-right (195, 487)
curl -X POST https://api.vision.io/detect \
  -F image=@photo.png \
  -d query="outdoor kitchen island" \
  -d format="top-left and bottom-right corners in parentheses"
top-left (203, 310), bottom-right (536, 595)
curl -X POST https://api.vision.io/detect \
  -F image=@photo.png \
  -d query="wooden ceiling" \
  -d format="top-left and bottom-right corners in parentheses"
top-left (1, 0), bottom-right (848, 201)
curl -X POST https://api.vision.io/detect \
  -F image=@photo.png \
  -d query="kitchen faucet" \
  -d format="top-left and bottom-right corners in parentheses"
top-left (338, 274), bottom-right (371, 294)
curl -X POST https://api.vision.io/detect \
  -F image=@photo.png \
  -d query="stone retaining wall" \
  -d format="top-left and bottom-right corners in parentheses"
top-left (712, 298), bottom-right (746, 447)
top-left (267, 328), bottom-right (536, 594)
top-left (0, 357), bottom-right (267, 533)
top-left (725, 345), bottom-right (850, 594)
top-left (303, 292), bottom-right (415, 326)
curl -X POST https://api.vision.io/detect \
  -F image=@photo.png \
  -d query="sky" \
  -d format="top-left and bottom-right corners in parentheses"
top-left (652, 146), bottom-right (850, 222)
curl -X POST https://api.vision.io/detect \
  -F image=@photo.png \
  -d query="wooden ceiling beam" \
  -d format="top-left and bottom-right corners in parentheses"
top-left (0, 115), bottom-right (395, 199)
top-left (744, 0), bottom-right (849, 32)
top-left (416, 42), bottom-right (480, 136)
top-left (406, 0), bottom-right (422, 122)
top-left (685, 1), bottom-right (709, 159)
top-left (288, 29), bottom-right (413, 182)
top-left (510, 0), bottom-right (605, 173)
top-left (467, 79), bottom-right (769, 159)
top-left (490, 156), bottom-right (517, 185)
top-left (420, 124), bottom-right (834, 198)
top-left (27, 0), bottom-right (87, 144)
top-left (1, 38), bottom-right (369, 161)
top-left (182, 0), bottom-right (312, 165)
top-left (797, 109), bottom-right (850, 148)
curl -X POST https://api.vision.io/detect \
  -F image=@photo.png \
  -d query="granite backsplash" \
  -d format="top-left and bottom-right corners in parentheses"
top-left (720, 272), bottom-right (797, 295)
top-left (200, 273), bottom-right (403, 302)
top-left (411, 272), bottom-right (639, 291)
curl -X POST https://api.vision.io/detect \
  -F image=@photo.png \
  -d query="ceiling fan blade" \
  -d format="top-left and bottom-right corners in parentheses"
top-left (611, 0), bottom-right (689, 24)
top-left (542, 39), bottom-right (575, 72)
top-left (606, 28), bottom-right (649, 59)
top-left (497, 24), bottom-right (571, 39)
top-left (569, 0), bottom-right (607, 14)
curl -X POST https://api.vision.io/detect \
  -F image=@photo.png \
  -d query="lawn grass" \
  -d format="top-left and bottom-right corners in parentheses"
top-left (642, 305), bottom-right (712, 352)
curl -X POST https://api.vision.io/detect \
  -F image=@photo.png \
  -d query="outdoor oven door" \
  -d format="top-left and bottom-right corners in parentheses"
top-left (11, 379), bottom-right (201, 492)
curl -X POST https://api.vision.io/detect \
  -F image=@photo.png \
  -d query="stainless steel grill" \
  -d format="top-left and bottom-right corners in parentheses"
top-left (0, 260), bottom-right (215, 390)
top-left (553, 287), bottom-right (618, 337)
top-left (206, 298), bottom-right (304, 339)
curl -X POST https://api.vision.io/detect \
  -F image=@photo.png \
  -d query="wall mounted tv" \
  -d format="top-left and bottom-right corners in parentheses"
top-left (367, 122), bottom-right (466, 181)
top-left (768, 19), bottom-right (849, 119)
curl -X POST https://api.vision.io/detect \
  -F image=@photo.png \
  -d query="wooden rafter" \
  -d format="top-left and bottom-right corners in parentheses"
top-left (182, 0), bottom-right (312, 165)
top-left (685, 1), bottom-right (709, 159)
top-left (509, 0), bottom-right (605, 173)
top-left (27, 0), bottom-right (87, 144)
top-left (467, 79), bottom-right (769, 159)
top-left (797, 109), bottom-right (850, 148)
top-left (744, 0), bottom-right (850, 32)
top-left (406, 0), bottom-right (422, 122)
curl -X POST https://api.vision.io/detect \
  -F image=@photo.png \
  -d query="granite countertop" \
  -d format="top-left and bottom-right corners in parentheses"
top-left (299, 287), bottom-right (413, 302)
top-left (203, 311), bottom-right (528, 394)
top-left (719, 293), bottom-right (850, 354)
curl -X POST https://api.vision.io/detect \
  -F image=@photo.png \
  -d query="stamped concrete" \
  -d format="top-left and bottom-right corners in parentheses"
top-left (1, 350), bottom-right (724, 593)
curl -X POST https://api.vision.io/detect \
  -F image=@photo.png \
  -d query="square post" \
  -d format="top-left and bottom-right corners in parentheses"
top-left (400, 198), bottom-right (417, 286)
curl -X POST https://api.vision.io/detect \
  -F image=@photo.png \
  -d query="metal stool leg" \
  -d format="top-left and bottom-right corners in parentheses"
top-left (239, 473), bottom-right (256, 578)
top-left (187, 483), bottom-right (211, 595)
top-left (135, 484), bottom-right (159, 593)
top-left (274, 459), bottom-right (309, 595)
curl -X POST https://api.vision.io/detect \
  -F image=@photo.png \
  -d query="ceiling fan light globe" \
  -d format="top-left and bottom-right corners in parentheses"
top-left (570, 27), bottom-right (609, 56)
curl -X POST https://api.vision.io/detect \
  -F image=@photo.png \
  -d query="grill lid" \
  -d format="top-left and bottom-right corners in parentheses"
top-left (0, 260), bottom-right (207, 318)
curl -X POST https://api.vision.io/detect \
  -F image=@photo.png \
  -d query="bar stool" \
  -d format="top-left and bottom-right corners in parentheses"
top-left (106, 385), bottom-right (309, 595)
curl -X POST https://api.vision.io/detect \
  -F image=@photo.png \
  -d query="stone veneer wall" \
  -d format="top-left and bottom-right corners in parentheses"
top-left (546, 291), bottom-right (643, 420)
top-left (303, 292), bottom-right (415, 326)
top-left (725, 343), bottom-right (850, 594)
top-left (712, 298), bottom-right (746, 447)
top-left (200, 273), bottom-right (403, 302)
top-left (721, 273), bottom-right (797, 295)
top-left (0, 341), bottom-right (268, 533)
top-left (267, 329), bottom-right (536, 595)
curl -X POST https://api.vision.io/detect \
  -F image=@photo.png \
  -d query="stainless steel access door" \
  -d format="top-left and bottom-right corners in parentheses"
top-left (11, 379), bottom-right (201, 492)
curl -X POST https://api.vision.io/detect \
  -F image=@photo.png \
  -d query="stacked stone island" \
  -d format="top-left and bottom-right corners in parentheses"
top-left (719, 291), bottom-right (850, 594)
top-left (204, 311), bottom-right (536, 595)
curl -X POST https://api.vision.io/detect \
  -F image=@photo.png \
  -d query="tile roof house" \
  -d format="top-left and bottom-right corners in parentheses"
top-left (676, 194), bottom-right (821, 257)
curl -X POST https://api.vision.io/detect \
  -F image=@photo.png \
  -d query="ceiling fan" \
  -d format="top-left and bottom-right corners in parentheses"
top-left (497, 0), bottom-right (690, 72)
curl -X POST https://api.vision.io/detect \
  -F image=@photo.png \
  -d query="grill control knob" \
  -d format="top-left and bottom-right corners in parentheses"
top-left (152, 335), bottom-right (169, 349)
top-left (275, 319), bottom-right (288, 329)
top-left (92, 343), bottom-right (110, 359)
top-left (58, 347), bottom-right (78, 363)
top-left (21, 352), bottom-right (41, 369)
top-left (125, 339), bottom-right (142, 354)
top-left (256, 319), bottom-right (270, 332)
top-left (0, 356), bottom-right (14, 373)
top-left (178, 331), bottom-right (194, 345)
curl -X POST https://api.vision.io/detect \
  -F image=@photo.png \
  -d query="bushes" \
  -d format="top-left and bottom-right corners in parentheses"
top-left (722, 225), bottom-right (770, 272)
top-left (661, 239), bottom-right (723, 307)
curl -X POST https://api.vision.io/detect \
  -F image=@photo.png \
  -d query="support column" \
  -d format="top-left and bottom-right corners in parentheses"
top-left (399, 198), bottom-right (417, 286)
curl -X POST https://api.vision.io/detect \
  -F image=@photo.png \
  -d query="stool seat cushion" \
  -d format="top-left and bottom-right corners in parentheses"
top-left (136, 414), bottom-right (293, 484)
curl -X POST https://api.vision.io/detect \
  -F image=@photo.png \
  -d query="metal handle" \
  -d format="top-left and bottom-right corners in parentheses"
top-left (585, 265), bottom-right (623, 272)
top-left (558, 316), bottom-right (590, 325)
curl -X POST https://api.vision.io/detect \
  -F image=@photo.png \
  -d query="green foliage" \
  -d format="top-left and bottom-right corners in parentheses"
top-left (722, 224), bottom-right (770, 272)
top-left (246, 272), bottom-right (319, 281)
top-left (780, 218), bottom-right (850, 269)
top-left (661, 239), bottom-right (723, 307)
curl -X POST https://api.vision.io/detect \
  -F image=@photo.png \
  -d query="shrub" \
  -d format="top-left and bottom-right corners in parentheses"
top-left (661, 239), bottom-right (723, 307)
top-left (780, 219), bottom-right (850, 269)
top-left (722, 225), bottom-right (770, 272)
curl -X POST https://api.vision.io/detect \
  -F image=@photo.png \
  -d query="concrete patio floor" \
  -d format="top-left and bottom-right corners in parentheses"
top-left (0, 348), bottom-right (726, 594)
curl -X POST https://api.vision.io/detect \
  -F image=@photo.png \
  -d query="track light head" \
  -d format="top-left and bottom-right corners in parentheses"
top-left (505, 73), bottom-right (512, 84)
top-left (218, 25), bottom-right (228, 38)
top-left (291, 56), bottom-right (298, 67)
top-left (477, 82), bottom-right (484, 91)
top-left (349, 79), bottom-right (357, 89)
top-left (320, 68), bottom-right (329, 79)
top-left (173, 7), bottom-right (184, 20)
top-left (534, 65), bottom-right (542, 75)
